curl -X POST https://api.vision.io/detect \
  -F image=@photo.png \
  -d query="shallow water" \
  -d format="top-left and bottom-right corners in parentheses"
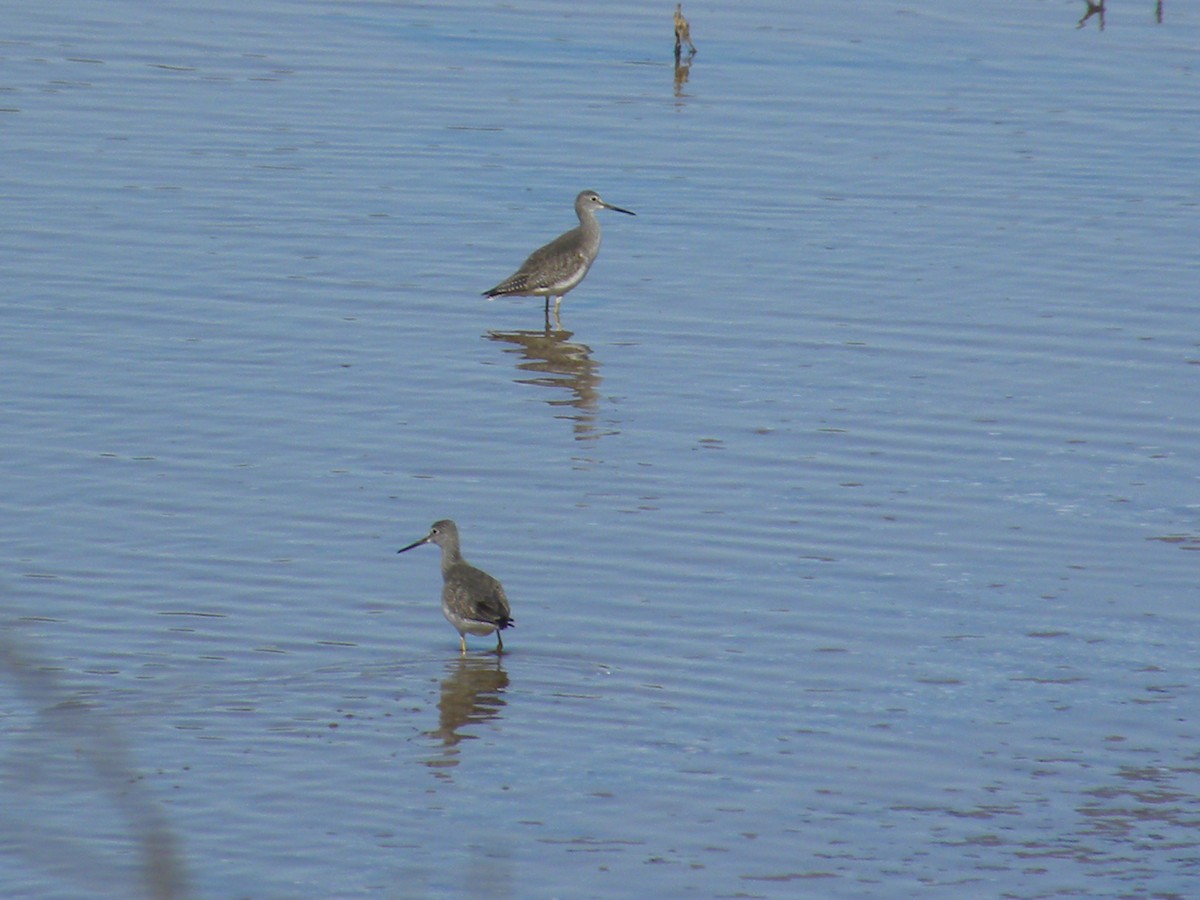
top-left (3, 0), bottom-right (1199, 896)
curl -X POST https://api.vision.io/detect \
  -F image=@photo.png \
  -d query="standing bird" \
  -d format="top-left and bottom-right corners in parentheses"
top-left (674, 4), bottom-right (697, 57)
top-left (398, 520), bottom-right (514, 654)
top-left (483, 190), bottom-right (635, 322)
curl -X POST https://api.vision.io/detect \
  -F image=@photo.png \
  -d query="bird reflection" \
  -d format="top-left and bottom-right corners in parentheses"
top-left (423, 655), bottom-right (509, 779)
top-left (673, 52), bottom-right (693, 99)
top-left (486, 325), bottom-right (615, 441)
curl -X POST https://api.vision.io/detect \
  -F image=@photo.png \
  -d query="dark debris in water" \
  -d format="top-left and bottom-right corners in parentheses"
top-left (1147, 534), bottom-right (1200, 551)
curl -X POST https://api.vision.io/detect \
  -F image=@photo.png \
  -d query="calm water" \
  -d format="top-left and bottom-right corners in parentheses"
top-left (3, 1), bottom-right (1199, 897)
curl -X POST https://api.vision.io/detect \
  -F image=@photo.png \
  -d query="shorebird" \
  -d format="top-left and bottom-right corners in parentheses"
top-left (483, 190), bottom-right (635, 321)
top-left (397, 519), bottom-right (514, 654)
top-left (674, 4), bottom-right (697, 57)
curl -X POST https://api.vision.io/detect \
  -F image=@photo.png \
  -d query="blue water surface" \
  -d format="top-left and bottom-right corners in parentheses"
top-left (3, 1), bottom-right (1198, 896)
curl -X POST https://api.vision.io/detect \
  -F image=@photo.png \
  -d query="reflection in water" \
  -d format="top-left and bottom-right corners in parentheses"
top-left (422, 656), bottom-right (509, 779)
top-left (486, 327), bottom-right (614, 441)
top-left (0, 633), bottom-right (188, 899)
top-left (1072, 761), bottom-right (1200, 862)
top-left (897, 750), bottom-right (1200, 880)
top-left (673, 53), bottom-right (694, 99)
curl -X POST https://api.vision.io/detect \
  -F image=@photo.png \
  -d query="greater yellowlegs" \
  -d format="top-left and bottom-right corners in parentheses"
top-left (674, 4), bottom-right (697, 57)
top-left (483, 190), bottom-right (635, 320)
top-left (397, 519), bottom-right (514, 654)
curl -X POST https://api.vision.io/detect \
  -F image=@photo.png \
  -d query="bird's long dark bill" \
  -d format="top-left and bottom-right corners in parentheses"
top-left (397, 537), bottom-right (429, 554)
top-left (605, 203), bottom-right (636, 216)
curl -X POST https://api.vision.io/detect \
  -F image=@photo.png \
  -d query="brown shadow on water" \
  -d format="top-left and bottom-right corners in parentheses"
top-left (485, 326), bottom-right (617, 441)
top-left (422, 655), bottom-right (509, 780)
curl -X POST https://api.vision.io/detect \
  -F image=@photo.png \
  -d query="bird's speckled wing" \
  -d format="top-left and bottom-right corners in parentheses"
top-left (485, 227), bottom-right (589, 296)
